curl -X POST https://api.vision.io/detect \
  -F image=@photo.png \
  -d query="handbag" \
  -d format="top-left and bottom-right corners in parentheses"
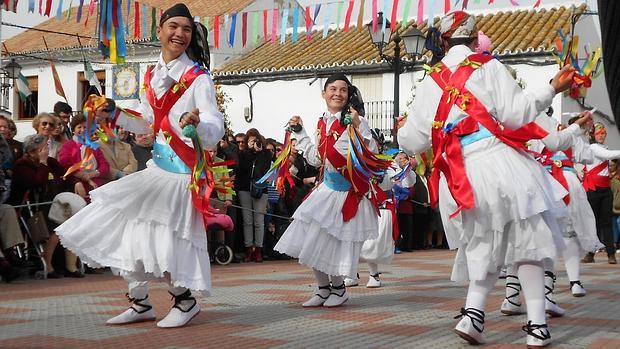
top-left (23, 191), bottom-right (50, 244)
top-left (27, 211), bottom-right (50, 244)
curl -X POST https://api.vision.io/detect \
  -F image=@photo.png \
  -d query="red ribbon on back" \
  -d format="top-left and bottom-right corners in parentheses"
top-left (583, 161), bottom-right (610, 191)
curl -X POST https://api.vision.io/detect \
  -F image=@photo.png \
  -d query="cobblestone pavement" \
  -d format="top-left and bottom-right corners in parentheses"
top-left (0, 249), bottom-right (618, 349)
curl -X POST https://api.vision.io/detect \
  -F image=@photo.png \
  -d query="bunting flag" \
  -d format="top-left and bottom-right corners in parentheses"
top-left (445, 0), bottom-right (451, 13)
top-left (242, 12), bottom-right (248, 47)
top-left (417, 1), bottom-right (424, 28)
top-left (271, 8), bottom-right (278, 44)
top-left (44, 39), bottom-right (68, 101)
top-left (509, 0), bottom-right (519, 5)
top-left (344, 0), bottom-right (354, 32)
top-left (66, 0), bottom-right (73, 22)
top-left (462, 0), bottom-right (469, 9)
top-left (336, 1), bottom-right (344, 30)
top-left (84, 61), bottom-right (102, 95)
top-left (305, 6), bottom-right (312, 41)
top-left (134, 1), bottom-right (141, 38)
top-left (313, 4), bottom-right (321, 25)
top-left (16, 73), bottom-right (32, 102)
top-left (39, 0), bottom-right (42, 15)
top-left (45, 0), bottom-right (51, 16)
top-left (263, 9), bottom-right (268, 42)
top-left (402, 0), bottom-right (413, 24)
top-left (252, 11), bottom-right (259, 45)
top-left (125, 0), bottom-right (131, 34)
top-left (85, 0), bottom-right (96, 25)
top-left (391, 0), bottom-right (400, 30)
top-left (28, 0), bottom-right (35, 13)
top-left (322, 3), bottom-right (332, 38)
top-left (224, 13), bottom-right (229, 34)
top-left (214, 15), bottom-right (220, 48)
top-left (56, 0), bottom-right (63, 20)
top-left (229, 12), bottom-right (237, 47)
top-left (141, 3), bottom-right (147, 37)
top-left (292, 6), bottom-right (300, 42)
top-left (382, 0), bottom-right (389, 34)
top-left (281, 8), bottom-right (289, 43)
top-left (428, 0), bottom-right (436, 26)
top-left (534, 0), bottom-right (541, 7)
top-left (372, 0), bottom-right (377, 32)
top-left (76, 0), bottom-right (84, 22)
top-left (356, 0), bottom-right (365, 32)
top-left (150, 6), bottom-right (157, 41)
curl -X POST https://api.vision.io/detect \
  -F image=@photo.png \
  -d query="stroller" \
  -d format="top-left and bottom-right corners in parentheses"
top-left (207, 199), bottom-right (235, 265)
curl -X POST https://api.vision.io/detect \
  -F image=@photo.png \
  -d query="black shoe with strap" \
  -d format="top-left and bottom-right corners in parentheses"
top-left (454, 307), bottom-right (485, 334)
top-left (522, 321), bottom-right (551, 346)
top-left (169, 289), bottom-right (197, 313)
top-left (454, 307), bottom-right (485, 344)
top-left (126, 293), bottom-right (154, 314)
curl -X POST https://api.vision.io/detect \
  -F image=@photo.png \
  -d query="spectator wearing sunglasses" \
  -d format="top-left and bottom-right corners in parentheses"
top-left (32, 113), bottom-right (62, 159)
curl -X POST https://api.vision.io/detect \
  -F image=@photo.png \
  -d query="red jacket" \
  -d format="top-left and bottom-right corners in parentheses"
top-left (58, 140), bottom-right (110, 188)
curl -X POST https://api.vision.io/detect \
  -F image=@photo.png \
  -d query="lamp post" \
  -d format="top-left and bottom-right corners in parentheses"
top-left (0, 58), bottom-right (23, 112)
top-left (367, 12), bottom-right (426, 146)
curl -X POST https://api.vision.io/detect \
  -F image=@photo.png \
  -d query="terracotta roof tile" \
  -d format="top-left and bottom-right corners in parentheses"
top-left (215, 3), bottom-right (587, 78)
top-left (4, 0), bottom-right (255, 55)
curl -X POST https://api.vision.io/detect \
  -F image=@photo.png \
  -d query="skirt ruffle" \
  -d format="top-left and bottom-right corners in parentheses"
top-left (275, 184), bottom-right (379, 277)
top-left (56, 161), bottom-right (211, 293)
top-left (564, 172), bottom-right (604, 254)
top-left (438, 139), bottom-right (568, 282)
top-left (360, 209), bottom-right (394, 265)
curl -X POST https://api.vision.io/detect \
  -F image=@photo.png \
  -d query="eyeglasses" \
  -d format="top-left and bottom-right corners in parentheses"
top-left (40, 121), bottom-right (57, 127)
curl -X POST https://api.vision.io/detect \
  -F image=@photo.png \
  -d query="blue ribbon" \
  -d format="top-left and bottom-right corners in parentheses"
top-left (228, 12), bottom-right (237, 47)
top-left (292, 6), bottom-right (299, 42)
top-left (280, 8), bottom-right (289, 44)
top-left (28, 0), bottom-right (35, 12)
top-left (116, 0), bottom-right (127, 60)
top-left (141, 4), bottom-right (147, 38)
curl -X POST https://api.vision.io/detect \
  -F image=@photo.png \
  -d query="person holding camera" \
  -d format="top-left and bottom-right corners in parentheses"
top-left (274, 73), bottom-right (381, 308)
top-left (237, 128), bottom-right (272, 262)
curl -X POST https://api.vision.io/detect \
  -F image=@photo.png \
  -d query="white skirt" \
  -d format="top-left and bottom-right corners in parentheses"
top-left (55, 160), bottom-right (211, 294)
top-left (563, 171), bottom-right (604, 254)
top-left (438, 138), bottom-right (568, 282)
top-left (274, 183), bottom-right (379, 278)
top-left (360, 208), bottom-right (394, 265)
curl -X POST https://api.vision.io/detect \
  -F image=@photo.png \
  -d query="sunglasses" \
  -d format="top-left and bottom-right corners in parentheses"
top-left (40, 121), bottom-right (57, 127)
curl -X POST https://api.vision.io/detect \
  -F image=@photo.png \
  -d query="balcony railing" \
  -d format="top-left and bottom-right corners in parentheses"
top-left (364, 100), bottom-right (394, 141)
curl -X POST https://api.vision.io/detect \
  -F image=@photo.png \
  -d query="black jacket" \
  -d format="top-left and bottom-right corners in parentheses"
top-left (235, 149), bottom-right (272, 191)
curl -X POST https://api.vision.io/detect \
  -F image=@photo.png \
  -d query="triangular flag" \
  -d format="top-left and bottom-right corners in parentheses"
top-left (263, 10), bottom-right (268, 42)
top-left (313, 4), bottom-right (321, 25)
top-left (76, 0), bottom-right (85, 22)
top-left (336, 1), bottom-right (344, 30)
top-left (402, 0), bottom-right (413, 24)
top-left (292, 6), bottom-right (300, 42)
top-left (214, 15), bottom-right (220, 48)
top-left (271, 8), bottom-right (278, 44)
top-left (281, 8), bottom-right (289, 44)
top-left (242, 12), bottom-right (248, 47)
top-left (417, 0), bottom-right (424, 26)
top-left (344, 0), bottom-right (354, 32)
top-left (50, 59), bottom-right (67, 100)
top-left (391, 0), bottom-right (400, 31)
top-left (56, 0), bottom-right (64, 20)
top-left (229, 12), bottom-right (237, 47)
top-left (305, 6), bottom-right (312, 41)
top-left (322, 3), bottom-right (332, 38)
top-left (382, 0), bottom-right (390, 34)
top-left (356, 0), bottom-right (365, 32)
top-left (16, 73), bottom-right (32, 102)
top-left (372, 0), bottom-right (378, 32)
top-left (134, 1), bottom-right (140, 38)
top-left (28, 0), bottom-right (36, 13)
top-left (84, 61), bottom-right (102, 95)
top-left (252, 11), bottom-right (259, 46)
top-left (445, 0), bottom-right (451, 13)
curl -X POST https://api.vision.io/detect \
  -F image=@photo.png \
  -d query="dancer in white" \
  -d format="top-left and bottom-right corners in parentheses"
top-left (501, 109), bottom-right (601, 320)
top-left (398, 10), bottom-right (574, 347)
top-left (275, 73), bottom-right (388, 307)
top-left (346, 150), bottom-right (417, 288)
top-left (56, 4), bottom-right (223, 328)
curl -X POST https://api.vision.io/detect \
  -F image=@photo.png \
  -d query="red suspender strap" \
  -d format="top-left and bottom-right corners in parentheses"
top-left (428, 53), bottom-right (550, 218)
top-left (144, 66), bottom-right (216, 217)
top-left (583, 161), bottom-right (610, 191)
top-left (539, 147), bottom-right (574, 204)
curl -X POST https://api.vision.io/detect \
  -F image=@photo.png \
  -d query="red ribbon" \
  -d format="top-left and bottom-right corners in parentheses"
top-left (213, 15), bottom-right (220, 49)
top-left (134, 1), bottom-right (140, 38)
top-left (538, 148), bottom-right (574, 204)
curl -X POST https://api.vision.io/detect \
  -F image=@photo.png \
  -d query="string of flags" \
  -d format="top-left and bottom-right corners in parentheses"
top-left (4, 0), bottom-right (545, 56)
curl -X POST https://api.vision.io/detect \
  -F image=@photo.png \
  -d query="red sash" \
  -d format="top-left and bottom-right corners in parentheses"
top-left (539, 147), bottom-right (574, 204)
top-left (316, 118), bottom-right (384, 222)
top-left (583, 161), bottom-right (610, 191)
top-left (143, 66), bottom-right (215, 219)
top-left (427, 53), bottom-right (549, 218)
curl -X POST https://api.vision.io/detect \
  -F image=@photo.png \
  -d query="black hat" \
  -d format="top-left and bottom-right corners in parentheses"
top-left (160, 3), bottom-right (193, 26)
top-left (323, 73), bottom-right (352, 90)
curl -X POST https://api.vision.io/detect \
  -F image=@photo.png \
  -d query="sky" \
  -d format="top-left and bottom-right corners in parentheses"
top-left (0, 0), bottom-right (594, 41)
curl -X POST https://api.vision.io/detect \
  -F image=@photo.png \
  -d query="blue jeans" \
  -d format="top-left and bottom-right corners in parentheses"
top-left (613, 214), bottom-right (620, 244)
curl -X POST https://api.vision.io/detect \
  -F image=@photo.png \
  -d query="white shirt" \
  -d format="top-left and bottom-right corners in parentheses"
top-left (398, 45), bottom-right (556, 156)
top-left (134, 53), bottom-right (224, 149)
top-left (293, 111), bottom-right (376, 171)
top-left (529, 115), bottom-right (594, 165)
top-left (585, 143), bottom-right (620, 177)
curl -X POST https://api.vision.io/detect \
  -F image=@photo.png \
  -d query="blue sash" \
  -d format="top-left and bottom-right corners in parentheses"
top-left (323, 171), bottom-right (351, 192)
top-left (152, 142), bottom-right (191, 174)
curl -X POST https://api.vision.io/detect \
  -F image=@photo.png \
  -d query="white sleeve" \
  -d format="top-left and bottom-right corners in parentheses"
top-left (572, 136), bottom-right (595, 164)
top-left (537, 116), bottom-right (582, 151)
top-left (469, 60), bottom-right (556, 129)
top-left (398, 78), bottom-right (437, 155)
top-left (292, 128), bottom-right (322, 168)
top-left (590, 143), bottom-right (620, 160)
top-left (193, 75), bottom-right (225, 149)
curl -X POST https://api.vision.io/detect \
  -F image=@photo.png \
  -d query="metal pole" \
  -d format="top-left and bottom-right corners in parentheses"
top-left (393, 34), bottom-right (401, 146)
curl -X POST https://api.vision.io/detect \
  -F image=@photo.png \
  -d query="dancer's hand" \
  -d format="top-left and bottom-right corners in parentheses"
top-left (348, 107), bottom-right (361, 128)
top-left (573, 111), bottom-right (593, 126)
top-left (551, 65), bottom-right (575, 94)
top-left (180, 109), bottom-right (200, 128)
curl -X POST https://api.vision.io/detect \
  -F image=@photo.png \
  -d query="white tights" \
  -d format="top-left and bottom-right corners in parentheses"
top-left (313, 268), bottom-right (344, 287)
top-left (563, 236), bottom-right (582, 282)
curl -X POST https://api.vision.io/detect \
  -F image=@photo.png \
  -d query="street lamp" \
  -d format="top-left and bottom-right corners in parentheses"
top-left (3, 59), bottom-right (22, 79)
top-left (0, 58), bottom-right (23, 111)
top-left (367, 12), bottom-right (425, 146)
